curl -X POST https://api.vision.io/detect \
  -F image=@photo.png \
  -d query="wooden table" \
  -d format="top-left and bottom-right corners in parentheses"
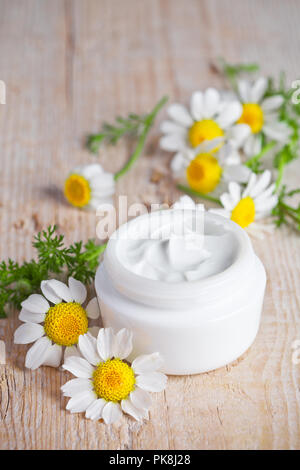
top-left (0, 0), bottom-right (300, 450)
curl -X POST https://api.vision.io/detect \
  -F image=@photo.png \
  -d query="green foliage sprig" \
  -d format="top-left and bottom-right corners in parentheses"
top-left (272, 186), bottom-right (300, 230)
top-left (0, 226), bottom-right (106, 318)
top-left (87, 96), bottom-right (168, 181)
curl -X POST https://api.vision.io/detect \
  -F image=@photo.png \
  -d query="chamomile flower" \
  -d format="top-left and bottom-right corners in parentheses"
top-left (210, 170), bottom-right (278, 235)
top-left (237, 77), bottom-right (292, 156)
top-left (64, 163), bottom-right (115, 210)
top-left (160, 88), bottom-right (249, 160)
top-left (14, 277), bottom-right (100, 370)
top-left (172, 139), bottom-right (251, 194)
top-left (62, 328), bottom-right (167, 424)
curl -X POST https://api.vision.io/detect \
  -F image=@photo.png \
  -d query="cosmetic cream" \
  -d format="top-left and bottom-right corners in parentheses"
top-left (95, 209), bottom-right (266, 375)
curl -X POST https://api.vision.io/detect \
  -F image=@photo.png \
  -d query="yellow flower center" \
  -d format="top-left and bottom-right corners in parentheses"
top-left (188, 119), bottom-right (224, 149)
top-left (231, 197), bottom-right (256, 228)
top-left (237, 103), bottom-right (264, 134)
top-left (186, 153), bottom-right (222, 194)
top-left (93, 358), bottom-right (135, 402)
top-left (64, 174), bottom-right (91, 208)
top-left (44, 302), bottom-right (88, 346)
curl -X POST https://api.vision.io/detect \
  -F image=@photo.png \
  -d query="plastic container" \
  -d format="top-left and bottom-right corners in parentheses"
top-left (95, 210), bottom-right (266, 375)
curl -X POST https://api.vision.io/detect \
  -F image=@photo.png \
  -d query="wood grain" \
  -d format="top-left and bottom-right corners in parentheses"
top-left (0, 0), bottom-right (300, 450)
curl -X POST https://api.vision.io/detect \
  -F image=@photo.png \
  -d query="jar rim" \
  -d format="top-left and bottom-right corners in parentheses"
top-left (103, 210), bottom-right (254, 307)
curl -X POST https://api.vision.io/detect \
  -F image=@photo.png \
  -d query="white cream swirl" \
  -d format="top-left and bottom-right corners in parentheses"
top-left (118, 211), bottom-right (237, 283)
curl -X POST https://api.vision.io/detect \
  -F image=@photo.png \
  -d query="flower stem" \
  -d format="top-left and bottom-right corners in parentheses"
top-left (114, 96), bottom-right (168, 181)
top-left (177, 184), bottom-right (222, 206)
top-left (275, 156), bottom-right (286, 191)
top-left (279, 203), bottom-right (300, 224)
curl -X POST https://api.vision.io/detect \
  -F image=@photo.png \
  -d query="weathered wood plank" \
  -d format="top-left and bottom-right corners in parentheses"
top-left (0, 0), bottom-right (300, 450)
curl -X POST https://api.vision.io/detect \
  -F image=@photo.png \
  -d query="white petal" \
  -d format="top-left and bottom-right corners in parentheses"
top-left (90, 182), bottom-right (115, 200)
top-left (90, 186), bottom-right (115, 201)
top-left (130, 387), bottom-right (151, 410)
top-left (89, 196), bottom-right (115, 211)
top-left (228, 182), bottom-right (241, 205)
top-left (244, 134), bottom-right (262, 157)
top-left (40, 280), bottom-right (62, 304)
top-left (21, 294), bottom-right (50, 314)
top-left (61, 378), bottom-right (93, 397)
top-left (93, 187), bottom-right (113, 202)
top-left (263, 121), bottom-right (291, 142)
top-left (224, 149), bottom-right (241, 165)
top-left (255, 183), bottom-right (276, 203)
top-left (160, 120), bottom-right (186, 136)
top-left (250, 77), bottom-right (268, 103)
top-left (220, 193), bottom-right (235, 211)
top-left (68, 277), bottom-right (87, 304)
top-left (121, 398), bottom-right (147, 421)
top-left (263, 110), bottom-right (278, 123)
top-left (261, 95), bottom-right (284, 111)
top-left (216, 102), bottom-right (242, 129)
top-left (114, 328), bottom-right (133, 360)
top-left (97, 327), bottom-right (114, 361)
top-left (170, 152), bottom-right (186, 174)
top-left (249, 170), bottom-right (271, 198)
top-left (201, 137), bottom-right (224, 153)
top-left (62, 356), bottom-right (95, 378)
top-left (85, 398), bottom-right (106, 421)
top-left (25, 336), bottom-right (52, 370)
top-left (243, 172), bottom-right (257, 198)
top-left (136, 372), bottom-right (167, 392)
top-left (19, 308), bottom-right (45, 324)
top-left (228, 124), bottom-right (251, 147)
top-left (190, 91), bottom-right (204, 121)
top-left (14, 322), bottom-right (44, 344)
top-left (90, 173), bottom-right (115, 196)
top-left (203, 88), bottom-right (220, 118)
top-left (80, 163), bottom-right (104, 180)
top-left (255, 195), bottom-right (278, 213)
top-left (218, 143), bottom-right (240, 166)
top-left (238, 80), bottom-right (251, 102)
top-left (64, 345), bottom-right (82, 361)
top-left (167, 103), bottom-right (193, 127)
top-left (42, 344), bottom-right (62, 367)
top-left (66, 391), bottom-right (96, 413)
top-left (132, 352), bottom-right (164, 374)
top-left (78, 333), bottom-right (101, 366)
top-left (224, 164), bottom-right (251, 184)
top-left (159, 134), bottom-right (186, 152)
top-left (85, 297), bottom-right (100, 319)
top-left (102, 401), bottom-right (123, 424)
top-left (45, 279), bottom-right (73, 303)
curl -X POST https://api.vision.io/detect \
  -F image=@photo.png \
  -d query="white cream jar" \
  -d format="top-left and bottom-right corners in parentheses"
top-left (95, 209), bottom-right (266, 375)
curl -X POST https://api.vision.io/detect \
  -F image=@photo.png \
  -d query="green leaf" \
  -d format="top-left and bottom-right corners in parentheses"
top-left (87, 96), bottom-right (168, 155)
top-left (0, 226), bottom-right (107, 318)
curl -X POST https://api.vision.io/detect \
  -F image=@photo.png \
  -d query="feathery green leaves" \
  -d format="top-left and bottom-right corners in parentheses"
top-left (0, 226), bottom-right (106, 318)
